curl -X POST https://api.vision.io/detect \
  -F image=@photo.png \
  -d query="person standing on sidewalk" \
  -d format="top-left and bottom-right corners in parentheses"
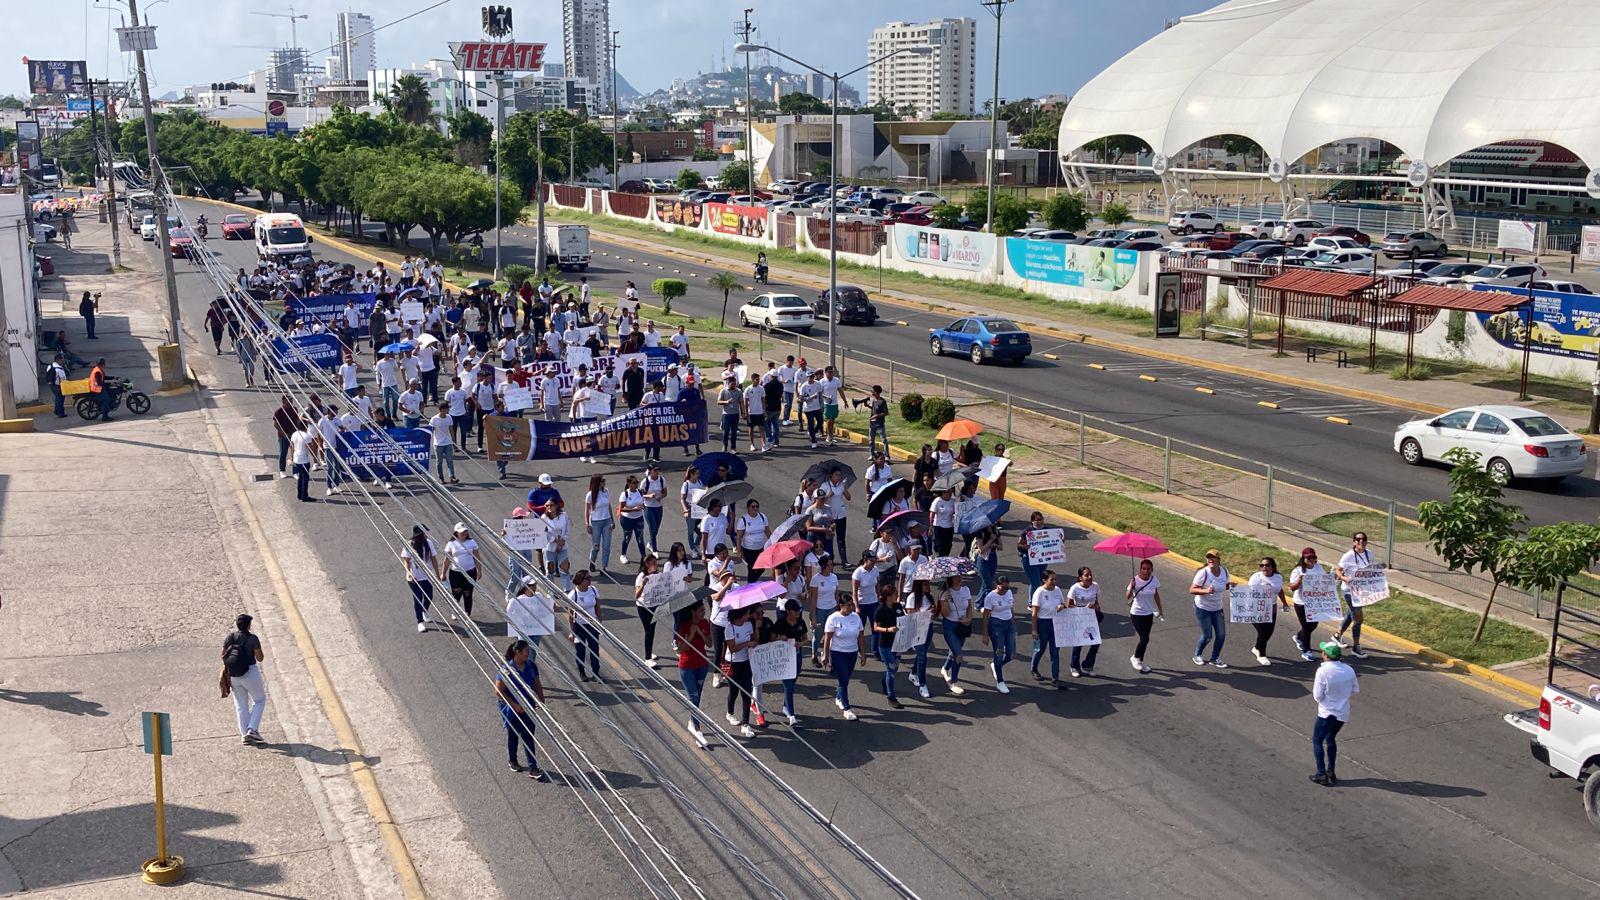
top-left (220, 614), bottom-right (267, 744)
top-left (495, 639), bottom-right (546, 780)
top-left (79, 291), bottom-right (99, 340)
top-left (1288, 548), bottom-right (1326, 662)
top-left (1190, 550), bottom-right (1230, 669)
top-left (1310, 640), bottom-right (1358, 786)
top-left (47, 354), bottom-right (68, 418)
top-left (1334, 533), bottom-right (1374, 659)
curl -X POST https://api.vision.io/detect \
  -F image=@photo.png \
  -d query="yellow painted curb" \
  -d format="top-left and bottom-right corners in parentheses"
top-left (1086, 362), bottom-right (1104, 370)
top-left (17, 402), bottom-right (49, 413)
top-left (0, 417), bottom-right (36, 433)
top-left (1139, 374), bottom-right (1159, 382)
top-left (1257, 400), bottom-right (1280, 409)
top-left (1195, 387), bottom-right (1215, 395)
top-left (1326, 415), bottom-right (1352, 425)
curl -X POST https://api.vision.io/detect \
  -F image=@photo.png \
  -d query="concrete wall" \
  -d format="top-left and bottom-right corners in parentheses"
top-left (1, 192), bottom-right (41, 404)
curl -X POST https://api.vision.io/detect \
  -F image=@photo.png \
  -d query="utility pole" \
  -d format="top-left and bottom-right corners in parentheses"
top-left (82, 78), bottom-right (122, 269)
top-left (533, 90), bottom-right (546, 275)
top-left (126, 0), bottom-right (186, 384)
top-left (0, 218), bottom-right (18, 422)
top-left (739, 9), bottom-right (756, 194)
top-left (494, 74), bottom-right (504, 281)
top-left (610, 31), bottom-right (620, 192)
top-left (980, 0), bottom-right (1014, 233)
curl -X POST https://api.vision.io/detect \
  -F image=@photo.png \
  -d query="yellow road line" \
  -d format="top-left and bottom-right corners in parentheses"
top-left (1086, 362), bottom-right (1104, 369)
top-left (1326, 415), bottom-right (1352, 425)
top-left (1195, 387), bottom-right (1215, 394)
top-left (1257, 400), bottom-right (1280, 409)
top-left (1139, 374), bottom-right (1158, 382)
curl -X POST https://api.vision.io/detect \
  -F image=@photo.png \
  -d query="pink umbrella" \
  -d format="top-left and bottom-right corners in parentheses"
top-left (720, 581), bottom-right (786, 611)
top-left (754, 539), bottom-right (813, 571)
top-left (1092, 532), bottom-right (1170, 576)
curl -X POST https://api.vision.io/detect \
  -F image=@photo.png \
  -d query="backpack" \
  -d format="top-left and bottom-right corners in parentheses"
top-left (222, 632), bottom-right (254, 677)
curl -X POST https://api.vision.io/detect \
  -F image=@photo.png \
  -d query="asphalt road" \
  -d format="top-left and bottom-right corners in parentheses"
top-left (472, 217), bottom-right (1598, 528)
top-left (144, 201), bottom-right (1600, 899)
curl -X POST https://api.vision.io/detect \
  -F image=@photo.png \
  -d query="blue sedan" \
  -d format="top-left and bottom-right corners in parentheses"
top-left (929, 316), bottom-right (1032, 365)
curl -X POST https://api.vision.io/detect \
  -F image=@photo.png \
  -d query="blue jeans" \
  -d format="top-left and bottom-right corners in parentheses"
top-left (1313, 714), bottom-right (1345, 776)
top-left (644, 506), bottom-right (663, 550)
top-left (420, 369), bottom-right (439, 402)
top-left (452, 413), bottom-right (471, 448)
top-left (811, 610), bottom-right (829, 658)
top-left (686, 518), bottom-right (701, 557)
top-left (782, 390), bottom-right (795, 421)
top-left (1194, 606), bottom-right (1227, 661)
top-left (831, 650), bottom-right (858, 710)
top-left (1070, 609), bottom-right (1105, 671)
top-left (858, 603), bottom-right (880, 654)
top-left (403, 415), bottom-right (421, 429)
top-left (988, 618), bottom-right (1015, 682)
top-left (878, 646), bottom-right (900, 699)
top-left (781, 648), bottom-right (803, 714)
top-left (434, 444), bottom-right (455, 479)
top-left (911, 629), bottom-right (931, 686)
top-left (324, 447), bottom-right (342, 489)
top-left (98, 388), bottom-right (112, 420)
top-left (506, 549), bottom-right (533, 600)
top-left (382, 385), bottom-right (400, 419)
top-left (51, 383), bottom-right (64, 416)
top-left (720, 413), bottom-right (739, 451)
top-left (620, 516), bottom-right (645, 559)
top-left (1031, 619), bottom-right (1059, 679)
top-left (588, 518), bottom-right (614, 569)
top-left (940, 619), bottom-right (967, 683)
top-left (868, 419), bottom-right (887, 457)
top-left (976, 556), bottom-right (998, 598)
top-left (574, 622), bottom-right (601, 677)
top-left (1338, 588), bottom-right (1364, 645)
top-left (679, 665), bottom-right (708, 708)
top-left (545, 546), bottom-right (571, 590)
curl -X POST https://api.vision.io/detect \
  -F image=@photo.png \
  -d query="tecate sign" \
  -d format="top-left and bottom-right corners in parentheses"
top-left (449, 41), bottom-right (546, 72)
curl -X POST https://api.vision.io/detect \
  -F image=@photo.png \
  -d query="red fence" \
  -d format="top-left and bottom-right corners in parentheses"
top-left (775, 214), bottom-right (797, 250)
top-left (607, 191), bottom-right (650, 218)
top-left (807, 219), bottom-right (885, 256)
top-left (552, 184), bottom-right (586, 208)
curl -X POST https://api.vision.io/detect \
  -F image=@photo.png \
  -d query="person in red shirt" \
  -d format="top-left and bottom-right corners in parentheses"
top-left (271, 395), bottom-right (304, 478)
top-left (674, 603), bottom-right (713, 747)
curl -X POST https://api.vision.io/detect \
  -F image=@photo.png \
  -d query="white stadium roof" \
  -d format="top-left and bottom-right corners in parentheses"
top-left (1057, 0), bottom-right (1600, 173)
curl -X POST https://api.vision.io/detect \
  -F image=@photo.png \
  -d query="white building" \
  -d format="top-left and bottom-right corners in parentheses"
top-left (867, 18), bottom-right (976, 118)
top-left (1, 190), bottom-right (40, 405)
top-left (562, 0), bottom-right (612, 108)
top-left (330, 11), bottom-right (376, 84)
top-left (517, 64), bottom-right (600, 115)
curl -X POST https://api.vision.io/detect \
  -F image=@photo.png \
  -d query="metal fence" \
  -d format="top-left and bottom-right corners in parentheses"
top-left (1190, 200), bottom-right (1581, 256)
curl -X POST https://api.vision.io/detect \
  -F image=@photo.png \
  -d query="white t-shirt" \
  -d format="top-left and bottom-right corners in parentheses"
top-left (586, 489), bottom-right (613, 523)
top-left (981, 588), bottom-right (1014, 621)
top-left (401, 541), bottom-right (435, 580)
top-left (1337, 548), bottom-right (1375, 578)
top-left (340, 362), bottom-right (359, 390)
top-left (568, 585), bottom-right (598, 617)
top-left (1128, 575), bottom-right (1161, 616)
top-left (641, 475), bottom-right (666, 508)
top-left (289, 430), bottom-right (315, 465)
top-left (820, 376), bottom-right (841, 404)
top-left (934, 449), bottom-right (956, 476)
top-left (725, 620), bottom-right (755, 663)
top-left (428, 414), bottom-right (452, 447)
top-left (1067, 582), bottom-right (1099, 609)
top-left (444, 387), bottom-right (469, 417)
top-left (618, 489), bottom-right (646, 520)
top-left (1191, 566), bottom-right (1230, 612)
top-left (824, 610), bottom-right (863, 654)
top-left (399, 390), bottom-right (424, 418)
top-left (852, 564), bottom-right (879, 602)
top-left (811, 572), bottom-right (840, 610)
top-left (444, 538), bottom-right (478, 572)
top-left (1030, 585), bottom-right (1065, 615)
top-left (375, 357), bottom-right (400, 388)
top-left (821, 480), bottom-right (848, 519)
top-left (896, 554), bottom-right (922, 594)
top-left (870, 537), bottom-right (899, 574)
top-left (737, 512), bottom-right (769, 550)
top-left (943, 585), bottom-right (972, 621)
top-left (1249, 571), bottom-right (1284, 597)
top-left (929, 496), bottom-right (956, 529)
top-left (743, 385), bottom-right (765, 416)
top-left (865, 463), bottom-right (894, 494)
top-left (799, 380), bottom-right (824, 412)
top-left (699, 514), bottom-right (730, 553)
top-left (682, 481), bottom-right (707, 518)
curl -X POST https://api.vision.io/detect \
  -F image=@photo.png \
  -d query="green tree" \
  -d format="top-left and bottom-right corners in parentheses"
top-left (384, 74), bottom-right (435, 128)
top-left (0, 95), bottom-right (24, 109)
top-left (719, 158), bottom-right (753, 194)
top-left (691, 145), bottom-right (718, 162)
top-left (1018, 130), bottom-right (1055, 150)
top-left (446, 107), bottom-right (494, 167)
top-left (809, 160), bottom-right (831, 177)
top-left (1096, 134), bottom-right (1149, 162)
top-left (778, 92), bottom-right (829, 116)
top-left (1100, 201), bottom-right (1131, 228)
top-left (652, 278), bottom-right (687, 315)
top-left (1042, 192), bottom-right (1089, 232)
top-left (929, 111), bottom-right (965, 121)
top-left (962, 188), bottom-right (989, 223)
top-left (991, 195), bottom-right (1030, 234)
top-left (675, 168), bottom-right (705, 191)
top-left (707, 271), bottom-right (742, 327)
top-left (929, 203), bottom-right (963, 229)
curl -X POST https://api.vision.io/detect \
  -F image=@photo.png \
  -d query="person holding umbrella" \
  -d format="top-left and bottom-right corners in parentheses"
top-left (937, 573), bottom-right (974, 696)
top-left (802, 489), bottom-right (836, 561)
top-left (1067, 567), bottom-right (1103, 677)
top-left (821, 467), bottom-right (854, 562)
top-left (970, 526), bottom-right (1001, 598)
top-left (980, 575), bottom-right (1016, 693)
top-left (865, 451), bottom-right (894, 498)
top-left (680, 465), bottom-right (707, 560)
top-left (1127, 560), bottom-right (1164, 674)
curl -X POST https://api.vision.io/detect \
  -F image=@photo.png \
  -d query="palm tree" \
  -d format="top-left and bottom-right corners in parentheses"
top-left (708, 271), bottom-right (742, 327)
top-left (386, 75), bottom-right (435, 128)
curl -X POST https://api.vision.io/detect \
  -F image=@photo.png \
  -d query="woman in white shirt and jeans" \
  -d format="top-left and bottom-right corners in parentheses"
top-left (821, 594), bottom-right (866, 720)
top-left (735, 499), bottom-right (770, 579)
top-left (937, 573), bottom-right (974, 695)
top-left (1066, 567), bottom-right (1102, 677)
top-left (583, 475), bottom-right (613, 573)
top-left (1189, 550), bottom-right (1230, 668)
top-left (616, 475), bottom-right (647, 565)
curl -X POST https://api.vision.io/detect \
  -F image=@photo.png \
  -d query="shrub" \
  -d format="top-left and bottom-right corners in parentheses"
top-left (503, 264), bottom-right (534, 288)
top-left (652, 278), bottom-right (688, 315)
top-left (1389, 362), bottom-right (1433, 381)
top-left (929, 204), bottom-right (963, 229)
top-left (899, 392), bottom-right (925, 423)
top-left (1101, 201), bottom-right (1131, 227)
top-left (921, 396), bottom-right (957, 428)
top-left (1042, 192), bottom-right (1089, 232)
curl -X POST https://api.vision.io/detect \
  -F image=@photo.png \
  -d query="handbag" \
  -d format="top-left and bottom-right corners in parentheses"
top-left (219, 665), bottom-right (233, 698)
top-left (719, 661), bottom-right (734, 678)
top-left (954, 622), bottom-right (973, 641)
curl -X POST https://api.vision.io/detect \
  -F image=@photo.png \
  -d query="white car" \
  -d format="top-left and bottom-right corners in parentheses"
top-left (1242, 219), bottom-right (1283, 238)
top-left (1394, 405), bottom-right (1586, 482)
top-left (873, 187), bottom-right (906, 200)
top-left (767, 180), bottom-right (800, 195)
top-left (1271, 219), bottom-right (1327, 245)
top-left (1458, 262), bottom-right (1547, 286)
top-left (139, 214), bottom-right (179, 241)
top-left (738, 293), bottom-right (816, 333)
top-left (841, 208), bottom-right (890, 223)
top-left (1305, 236), bottom-right (1365, 254)
top-left (905, 190), bottom-right (948, 206)
top-left (1167, 210), bottom-right (1224, 234)
top-left (1530, 280), bottom-right (1595, 295)
top-left (1306, 249), bottom-right (1377, 272)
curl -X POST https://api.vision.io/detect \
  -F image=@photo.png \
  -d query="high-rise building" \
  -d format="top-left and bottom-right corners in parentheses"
top-left (331, 11), bottom-right (376, 83)
top-left (265, 47), bottom-right (309, 92)
top-left (867, 18), bottom-right (976, 118)
top-left (562, 0), bottom-right (612, 108)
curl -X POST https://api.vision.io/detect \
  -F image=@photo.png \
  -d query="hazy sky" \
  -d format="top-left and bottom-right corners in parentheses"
top-left (4, 0), bottom-right (1216, 102)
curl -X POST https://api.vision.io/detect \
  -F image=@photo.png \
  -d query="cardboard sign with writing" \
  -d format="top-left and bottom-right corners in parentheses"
top-left (1052, 606), bottom-right (1101, 647)
top-left (1025, 528), bottom-right (1067, 566)
top-left (1298, 571), bottom-right (1342, 622)
top-left (506, 593), bottom-right (556, 637)
top-left (399, 299), bottom-right (425, 324)
top-left (890, 610), bottom-right (933, 654)
top-left (503, 517), bottom-right (549, 552)
top-left (751, 640), bottom-right (799, 685)
top-left (1348, 567), bottom-right (1389, 607)
top-left (639, 571), bottom-right (694, 610)
top-left (1229, 581), bottom-right (1278, 624)
top-left (502, 385), bottom-right (535, 411)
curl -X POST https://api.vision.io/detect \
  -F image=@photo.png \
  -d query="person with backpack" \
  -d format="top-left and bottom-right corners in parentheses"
top-left (47, 354), bottom-right (68, 418)
top-left (220, 614), bottom-right (267, 744)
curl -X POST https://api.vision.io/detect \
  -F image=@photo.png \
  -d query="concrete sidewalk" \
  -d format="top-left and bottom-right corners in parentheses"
top-left (0, 216), bottom-right (432, 897)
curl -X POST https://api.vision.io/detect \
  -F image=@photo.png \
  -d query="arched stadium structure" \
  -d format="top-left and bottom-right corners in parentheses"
top-left (1056, 0), bottom-right (1600, 228)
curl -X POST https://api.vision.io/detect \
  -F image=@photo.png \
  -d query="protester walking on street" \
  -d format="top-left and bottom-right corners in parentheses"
top-left (1250, 557), bottom-right (1291, 666)
top-left (905, 578), bottom-right (936, 698)
top-left (1127, 559), bottom-right (1163, 673)
top-left (567, 570), bottom-right (603, 681)
top-left (723, 606), bottom-right (758, 739)
top-left (442, 523), bottom-right (480, 619)
top-left (271, 395), bottom-right (301, 478)
top-left (1067, 567), bottom-right (1103, 677)
top-left (429, 403), bottom-right (459, 483)
top-left (873, 585), bottom-right (907, 709)
top-left (674, 602), bottom-right (713, 747)
top-left (641, 462), bottom-right (667, 552)
top-left (401, 525), bottom-right (437, 632)
top-left (1288, 548), bottom-right (1326, 662)
top-left (1191, 550), bottom-right (1231, 668)
top-left (220, 614), bottom-right (267, 744)
top-left (736, 499), bottom-right (770, 579)
top-left (1030, 570), bottom-right (1065, 687)
top-left (633, 555), bottom-right (666, 666)
top-left (289, 418), bottom-right (316, 502)
top-left (584, 475), bottom-right (614, 574)
top-left (937, 574), bottom-right (973, 695)
top-left (1310, 641), bottom-right (1359, 786)
top-left (823, 595), bottom-right (865, 720)
top-left (617, 475), bottom-right (648, 565)
top-left (1335, 532), bottom-right (1374, 660)
top-left (770, 600), bottom-right (809, 725)
top-left (979, 575), bottom-right (1016, 693)
top-left (496, 639), bottom-right (546, 780)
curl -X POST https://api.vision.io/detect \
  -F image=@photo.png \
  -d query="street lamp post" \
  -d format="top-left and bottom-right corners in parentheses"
top-left (980, 0), bottom-right (1014, 233)
top-left (127, 0), bottom-right (186, 386)
top-left (735, 41), bottom-right (930, 370)
top-left (610, 31), bottom-right (620, 193)
top-left (494, 73), bottom-right (505, 281)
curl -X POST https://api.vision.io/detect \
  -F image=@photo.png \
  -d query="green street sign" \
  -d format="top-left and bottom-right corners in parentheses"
top-left (141, 711), bottom-right (172, 756)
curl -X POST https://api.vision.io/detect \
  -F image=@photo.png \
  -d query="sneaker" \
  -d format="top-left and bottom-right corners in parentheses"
top-left (1070, 667), bottom-right (1082, 678)
top-left (1192, 655), bottom-right (1206, 666)
top-left (1292, 634), bottom-right (1307, 654)
top-left (787, 714), bottom-right (798, 725)
top-left (726, 713), bottom-right (740, 727)
top-left (940, 668), bottom-right (952, 685)
top-left (1334, 634), bottom-right (1351, 648)
top-left (527, 767), bottom-right (546, 781)
top-left (688, 721), bottom-right (708, 748)
top-left (755, 711), bottom-right (768, 728)
top-left (1327, 771), bottom-right (1339, 786)
top-left (1309, 773), bottom-right (1330, 786)
top-left (508, 761), bottom-right (523, 772)
top-left (949, 683), bottom-right (966, 696)
top-left (276, 472), bottom-right (289, 480)
top-left (1138, 661), bottom-right (1152, 674)
top-left (712, 674), bottom-right (723, 688)
top-left (1130, 655), bottom-right (1142, 671)
top-left (646, 657), bottom-right (658, 668)
top-left (1257, 654), bottom-right (1272, 667)
top-left (1030, 670), bottom-right (1045, 681)
top-left (1301, 650), bottom-right (1320, 662)
top-left (996, 681), bottom-right (1010, 694)
top-left (887, 697), bottom-right (904, 709)
top-left (842, 709), bottom-right (858, 721)
top-left (416, 622), bottom-right (427, 633)
top-left (1211, 659), bottom-right (1228, 669)
top-left (241, 734), bottom-right (253, 745)
top-left (740, 725), bottom-right (756, 738)
top-left (1350, 646), bottom-right (1368, 659)
top-left (619, 554), bottom-right (628, 565)
top-left (810, 442), bottom-right (818, 449)
top-left (835, 698), bottom-right (845, 710)
top-left (917, 684), bottom-right (930, 699)
top-left (1052, 678), bottom-right (1065, 690)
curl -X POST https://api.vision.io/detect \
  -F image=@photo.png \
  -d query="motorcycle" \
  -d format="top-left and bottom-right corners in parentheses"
top-left (76, 376), bottom-right (152, 420)
top-left (753, 262), bottom-right (769, 284)
top-left (195, 222), bottom-right (208, 240)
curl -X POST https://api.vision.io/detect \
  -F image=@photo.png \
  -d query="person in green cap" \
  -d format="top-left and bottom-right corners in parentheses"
top-left (1310, 640), bottom-right (1359, 785)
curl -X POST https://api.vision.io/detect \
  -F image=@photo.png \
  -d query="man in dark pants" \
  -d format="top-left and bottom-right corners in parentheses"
top-left (79, 291), bottom-right (98, 340)
top-left (1310, 640), bottom-right (1359, 786)
top-left (621, 357), bottom-right (645, 410)
top-left (47, 354), bottom-right (68, 417)
top-left (90, 359), bottom-right (112, 421)
top-left (271, 395), bottom-right (303, 478)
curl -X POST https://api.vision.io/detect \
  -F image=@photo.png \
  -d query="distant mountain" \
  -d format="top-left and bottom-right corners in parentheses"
top-left (158, 90), bottom-right (182, 101)
top-left (614, 71), bottom-right (641, 103)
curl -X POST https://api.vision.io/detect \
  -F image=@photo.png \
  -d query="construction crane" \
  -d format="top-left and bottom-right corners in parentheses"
top-left (251, 5), bottom-right (309, 53)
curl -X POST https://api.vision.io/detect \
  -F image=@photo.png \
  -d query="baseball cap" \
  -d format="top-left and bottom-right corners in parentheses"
top-left (453, 521), bottom-right (468, 533)
top-left (522, 575), bottom-right (538, 586)
top-left (1319, 641), bottom-right (1342, 659)
top-left (1204, 548), bottom-right (1220, 559)
top-left (538, 473), bottom-right (554, 485)
top-left (510, 507), bottom-right (529, 518)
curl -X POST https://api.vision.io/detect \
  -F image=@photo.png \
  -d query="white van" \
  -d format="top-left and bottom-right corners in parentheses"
top-left (254, 213), bottom-right (310, 258)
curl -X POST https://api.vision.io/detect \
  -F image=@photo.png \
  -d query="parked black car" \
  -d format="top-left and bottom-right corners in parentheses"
top-left (814, 285), bottom-right (879, 325)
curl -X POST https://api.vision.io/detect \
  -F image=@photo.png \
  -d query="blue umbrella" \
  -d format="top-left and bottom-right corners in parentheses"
top-left (379, 341), bottom-right (416, 355)
top-left (693, 452), bottom-right (747, 486)
top-left (958, 499), bottom-right (1011, 535)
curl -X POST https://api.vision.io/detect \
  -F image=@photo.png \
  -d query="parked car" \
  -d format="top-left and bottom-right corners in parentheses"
top-left (1305, 235), bottom-right (1366, 254)
top-left (768, 180), bottom-right (800, 195)
top-left (1305, 249), bottom-right (1378, 272)
top-left (617, 180), bottom-right (650, 193)
top-left (1530, 280), bottom-right (1595, 295)
top-left (1028, 230), bottom-right (1078, 242)
top-left (929, 316), bottom-right (1032, 365)
top-left (1119, 228), bottom-right (1164, 243)
top-left (841, 208), bottom-right (891, 224)
top-left (1203, 231), bottom-right (1250, 251)
top-left (1313, 225), bottom-right (1372, 245)
top-left (1378, 230), bottom-right (1450, 259)
top-left (814, 285), bottom-right (878, 325)
top-left (1271, 219), bottom-right (1327, 245)
top-left (873, 187), bottom-right (906, 200)
top-left (1118, 240), bottom-right (1166, 252)
top-left (1418, 262), bottom-right (1488, 285)
top-left (1376, 259), bottom-right (1445, 279)
top-left (1394, 405), bottom-right (1586, 482)
top-left (892, 211), bottom-right (933, 226)
top-left (1232, 239), bottom-right (1285, 259)
top-left (1167, 210), bottom-right (1224, 234)
top-left (1458, 262), bottom-right (1547, 286)
top-left (738, 293), bottom-right (816, 333)
top-left (220, 213), bottom-right (253, 240)
top-left (772, 200), bottom-right (816, 215)
top-left (1241, 219), bottom-right (1284, 238)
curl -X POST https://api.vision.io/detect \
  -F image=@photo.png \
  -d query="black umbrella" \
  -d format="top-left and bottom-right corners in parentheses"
top-left (693, 452), bottom-right (748, 486)
top-left (868, 478), bottom-right (913, 518)
top-left (765, 512), bottom-right (808, 547)
top-left (932, 466), bottom-right (976, 493)
top-left (467, 278), bottom-right (495, 290)
top-left (700, 479), bottom-right (754, 508)
top-left (802, 458), bottom-right (857, 489)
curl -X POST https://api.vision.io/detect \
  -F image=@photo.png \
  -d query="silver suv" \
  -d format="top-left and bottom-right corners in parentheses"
top-left (1379, 230), bottom-right (1449, 259)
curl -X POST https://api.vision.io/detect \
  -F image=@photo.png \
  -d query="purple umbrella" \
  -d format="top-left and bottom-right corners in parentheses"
top-left (879, 509), bottom-right (929, 540)
top-left (720, 581), bottom-right (786, 611)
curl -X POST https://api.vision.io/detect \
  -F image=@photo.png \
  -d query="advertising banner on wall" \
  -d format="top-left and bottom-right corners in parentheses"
top-left (1154, 271), bottom-right (1182, 336)
top-left (1472, 285), bottom-right (1598, 360)
top-left (1004, 239), bottom-right (1139, 290)
top-left (654, 198), bottom-right (703, 228)
top-left (1580, 225), bottom-right (1600, 265)
top-left (706, 203), bottom-right (768, 239)
top-left (891, 224), bottom-right (993, 272)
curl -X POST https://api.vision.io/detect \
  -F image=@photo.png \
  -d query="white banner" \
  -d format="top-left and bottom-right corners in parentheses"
top-left (1025, 528), bottom-right (1067, 566)
top-left (1496, 219), bottom-right (1540, 254)
top-left (1348, 567), bottom-right (1389, 607)
top-left (975, 455), bottom-right (1011, 483)
top-left (495, 351), bottom-right (649, 399)
top-left (639, 571), bottom-right (693, 610)
top-left (1299, 571), bottom-right (1342, 622)
top-left (751, 640), bottom-right (799, 685)
top-left (566, 346), bottom-right (594, 371)
top-left (1581, 225), bottom-right (1600, 265)
top-left (506, 592), bottom-right (556, 637)
top-left (1229, 582), bottom-right (1278, 624)
top-left (890, 610), bottom-right (933, 654)
top-left (400, 299), bottom-right (425, 324)
top-left (503, 517), bottom-right (549, 551)
top-left (1052, 606), bottom-right (1101, 647)
top-left (502, 385), bottom-right (535, 411)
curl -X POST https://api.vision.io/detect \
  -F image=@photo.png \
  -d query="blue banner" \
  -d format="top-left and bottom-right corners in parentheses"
top-left (338, 428), bottom-right (431, 480)
top-left (1472, 285), bottom-right (1599, 360)
top-left (287, 292), bottom-right (377, 336)
top-left (1004, 240), bottom-right (1138, 290)
top-left (269, 332), bottom-right (345, 373)
top-left (643, 346), bottom-right (679, 380)
top-left (485, 396), bottom-right (708, 462)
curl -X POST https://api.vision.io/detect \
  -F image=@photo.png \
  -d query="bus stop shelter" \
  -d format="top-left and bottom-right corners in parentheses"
top-left (1386, 283), bottom-right (1532, 391)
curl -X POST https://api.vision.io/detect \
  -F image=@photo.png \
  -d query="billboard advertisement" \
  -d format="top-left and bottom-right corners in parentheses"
top-left (892, 224), bottom-right (993, 272)
top-left (1004, 239), bottom-right (1139, 290)
top-left (27, 59), bottom-right (87, 94)
top-left (654, 198), bottom-right (703, 228)
top-left (447, 42), bottom-right (546, 72)
top-left (1472, 285), bottom-right (1599, 360)
top-left (1154, 271), bottom-right (1182, 336)
top-left (1580, 225), bottom-right (1600, 265)
top-left (706, 203), bottom-right (768, 239)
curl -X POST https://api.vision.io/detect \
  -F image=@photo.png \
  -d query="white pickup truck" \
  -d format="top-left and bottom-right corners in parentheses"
top-left (1504, 586), bottom-right (1600, 831)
